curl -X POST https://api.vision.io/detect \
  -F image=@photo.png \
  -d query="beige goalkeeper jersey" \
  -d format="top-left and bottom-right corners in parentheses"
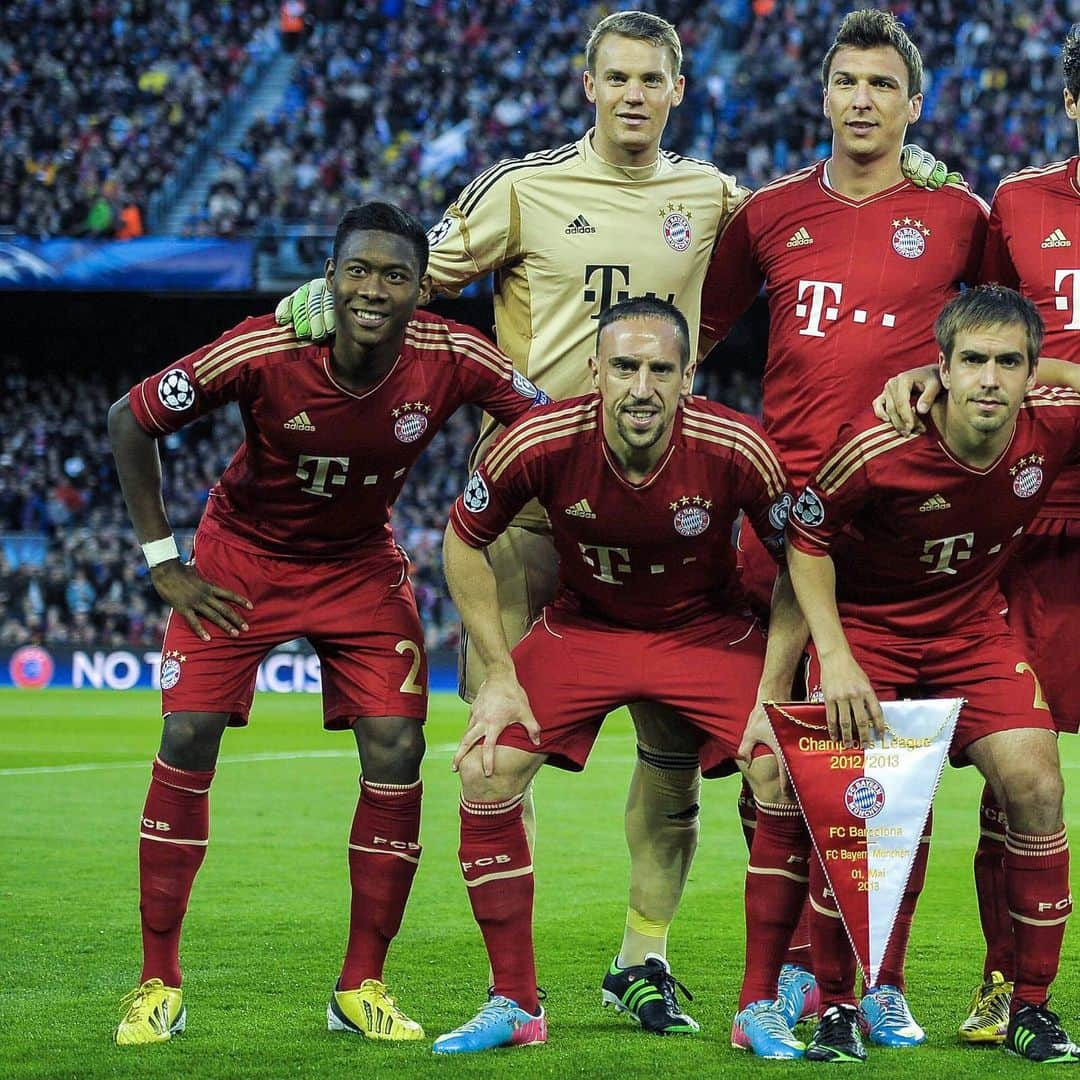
top-left (427, 128), bottom-right (745, 524)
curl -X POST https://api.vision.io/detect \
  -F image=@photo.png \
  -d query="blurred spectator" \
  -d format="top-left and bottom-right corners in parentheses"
top-left (85, 190), bottom-right (116, 237)
top-left (280, 0), bottom-right (307, 52)
top-left (116, 198), bottom-right (145, 240)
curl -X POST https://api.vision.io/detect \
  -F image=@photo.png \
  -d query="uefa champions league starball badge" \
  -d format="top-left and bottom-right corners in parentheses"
top-left (158, 369), bottom-right (196, 411)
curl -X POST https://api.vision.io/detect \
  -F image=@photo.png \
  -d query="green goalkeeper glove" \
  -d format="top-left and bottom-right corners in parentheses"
top-left (900, 143), bottom-right (964, 191)
top-left (274, 277), bottom-right (336, 341)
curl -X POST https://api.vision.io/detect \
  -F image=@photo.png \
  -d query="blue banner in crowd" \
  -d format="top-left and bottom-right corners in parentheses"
top-left (1, 645), bottom-right (459, 693)
top-left (0, 238), bottom-right (254, 290)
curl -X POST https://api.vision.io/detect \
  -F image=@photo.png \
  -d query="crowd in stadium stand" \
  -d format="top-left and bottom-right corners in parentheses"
top-left (193, 0), bottom-right (1078, 235)
top-left (0, 360), bottom-right (235, 649)
top-left (186, 0), bottom-right (722, 237)
top-left (8, 2), bottom-right (1076, 240)
top-left (0, 356), bottom-right (761, 650)
top-left (0, 0), bottom-right (277, 238)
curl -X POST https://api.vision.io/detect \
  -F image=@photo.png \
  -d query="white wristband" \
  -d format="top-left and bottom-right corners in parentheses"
top-left (141, 536), bottom-right (180, 568)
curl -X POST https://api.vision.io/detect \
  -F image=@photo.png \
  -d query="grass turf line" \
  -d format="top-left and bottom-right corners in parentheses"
top-left (1, 688), bottom-right (1078, 1078)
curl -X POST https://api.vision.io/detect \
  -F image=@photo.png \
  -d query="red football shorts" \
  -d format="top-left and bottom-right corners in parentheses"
top-left (1001, 522), bottom-right (1080, 734)
top-left (804, 620), bottom-right (1055, 765)
top-left (496, 608), bottom-right (765, 777)
top-left (159, 532), bottom-right (428, 727)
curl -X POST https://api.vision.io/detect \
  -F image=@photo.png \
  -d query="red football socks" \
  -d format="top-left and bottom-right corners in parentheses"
top-left (808, 853), bottom-right (857, 1008)
top-left (138, 757), bottom-right (214, 986)
top-left (739, 800), bottom-right (811, 1008)
top-left (459, 795), bottom-right (538, 1014)
top-left (339, 778), bottom-right (422, 989)
top-left (1006, 826), bottom-right (1070, 1009)
top-left (975, 785), bottom-right (1014, 979)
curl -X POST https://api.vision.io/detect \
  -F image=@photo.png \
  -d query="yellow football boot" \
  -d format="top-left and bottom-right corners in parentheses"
top-left (958, 970), bottom-right (1012, 1045)
top-left (327, 979), bottom-right (424, 1040)
top-left (114, 978), bottom-right (185, 1045)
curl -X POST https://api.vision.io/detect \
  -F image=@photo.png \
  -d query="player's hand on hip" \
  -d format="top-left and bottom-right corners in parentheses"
top-left (819, 650), bottom-right (883, 748)
top-left (872, 363), bottom-right (941, 435)
top-left (150, 561), bottom-right (253, 642)
top-left (274, 277), bottom-right (335, 340)
top-left (452, 670), bottom-right (540, 777)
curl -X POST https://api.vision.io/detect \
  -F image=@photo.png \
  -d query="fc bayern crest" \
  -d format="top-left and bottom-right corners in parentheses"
top-left (891, 218), bottom-right (930, 259)
top-left (1011, 453), bottom-right (1045, 498)
top-left (670, 495), bottom-right (712, 537)
top-left (845, 776), bottom-right (886, 819)
top-left (160, 649), bottom-right (185, 690)
top-left (391, 401), bottom-right (432, 443)
top-left (659, 201), bottom-right (692, 252)
top-left (1013, 465), bottom-right (1043, 498)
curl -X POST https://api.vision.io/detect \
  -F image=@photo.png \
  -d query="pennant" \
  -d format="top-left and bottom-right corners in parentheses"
top-left (765, 699), bottom-right (962, 988)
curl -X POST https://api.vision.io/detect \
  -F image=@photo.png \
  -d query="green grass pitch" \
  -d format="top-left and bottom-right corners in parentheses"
top-left (2, 688), bottom-right (1078, 1078)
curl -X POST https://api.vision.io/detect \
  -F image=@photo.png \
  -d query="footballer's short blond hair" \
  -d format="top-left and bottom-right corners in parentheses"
top-left (586, 11), bottom-right (682, 77)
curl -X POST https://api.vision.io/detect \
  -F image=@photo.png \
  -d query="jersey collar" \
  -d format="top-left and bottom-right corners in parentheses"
top-left (321, 344), bottom-right (404, 400)
top-left (581, 129), bottom-right (663, 182)
top-left (1069, 155), bottom-right (1080, 199)
top-left (925, 408), bottom-right (1018, 475)
top-left (819, 158), bottom-right (910, 207)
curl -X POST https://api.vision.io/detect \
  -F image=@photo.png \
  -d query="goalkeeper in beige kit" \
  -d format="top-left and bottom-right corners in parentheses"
top-left (278, 10), bottom-right (746, 1033)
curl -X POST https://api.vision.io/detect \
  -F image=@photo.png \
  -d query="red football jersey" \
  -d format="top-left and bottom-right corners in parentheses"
top-left (128, 311), bottom-right (543, 557)
top-left (787, 391), bottom-right (1080, 636)
top-left (701, 161), bottom-right (988, 486)
top-left (449, 395), bottom-right (790, 629)
top-left (980, 157), bottom-right (1080, 519)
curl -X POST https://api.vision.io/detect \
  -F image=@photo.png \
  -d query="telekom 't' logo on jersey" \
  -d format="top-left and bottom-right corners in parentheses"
top-left (297, 455), bottom-right (349, 497)
top-left (919, 532), bottom-right (974, 575)
top-left (583, 265), bottom-right (676, 317)
top-left (1054, 269), bottom-right (1080, 329)
top-left (579, 543), bottom-right (632, 584)
top-left (795, 280), bottom-right (899, 338)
